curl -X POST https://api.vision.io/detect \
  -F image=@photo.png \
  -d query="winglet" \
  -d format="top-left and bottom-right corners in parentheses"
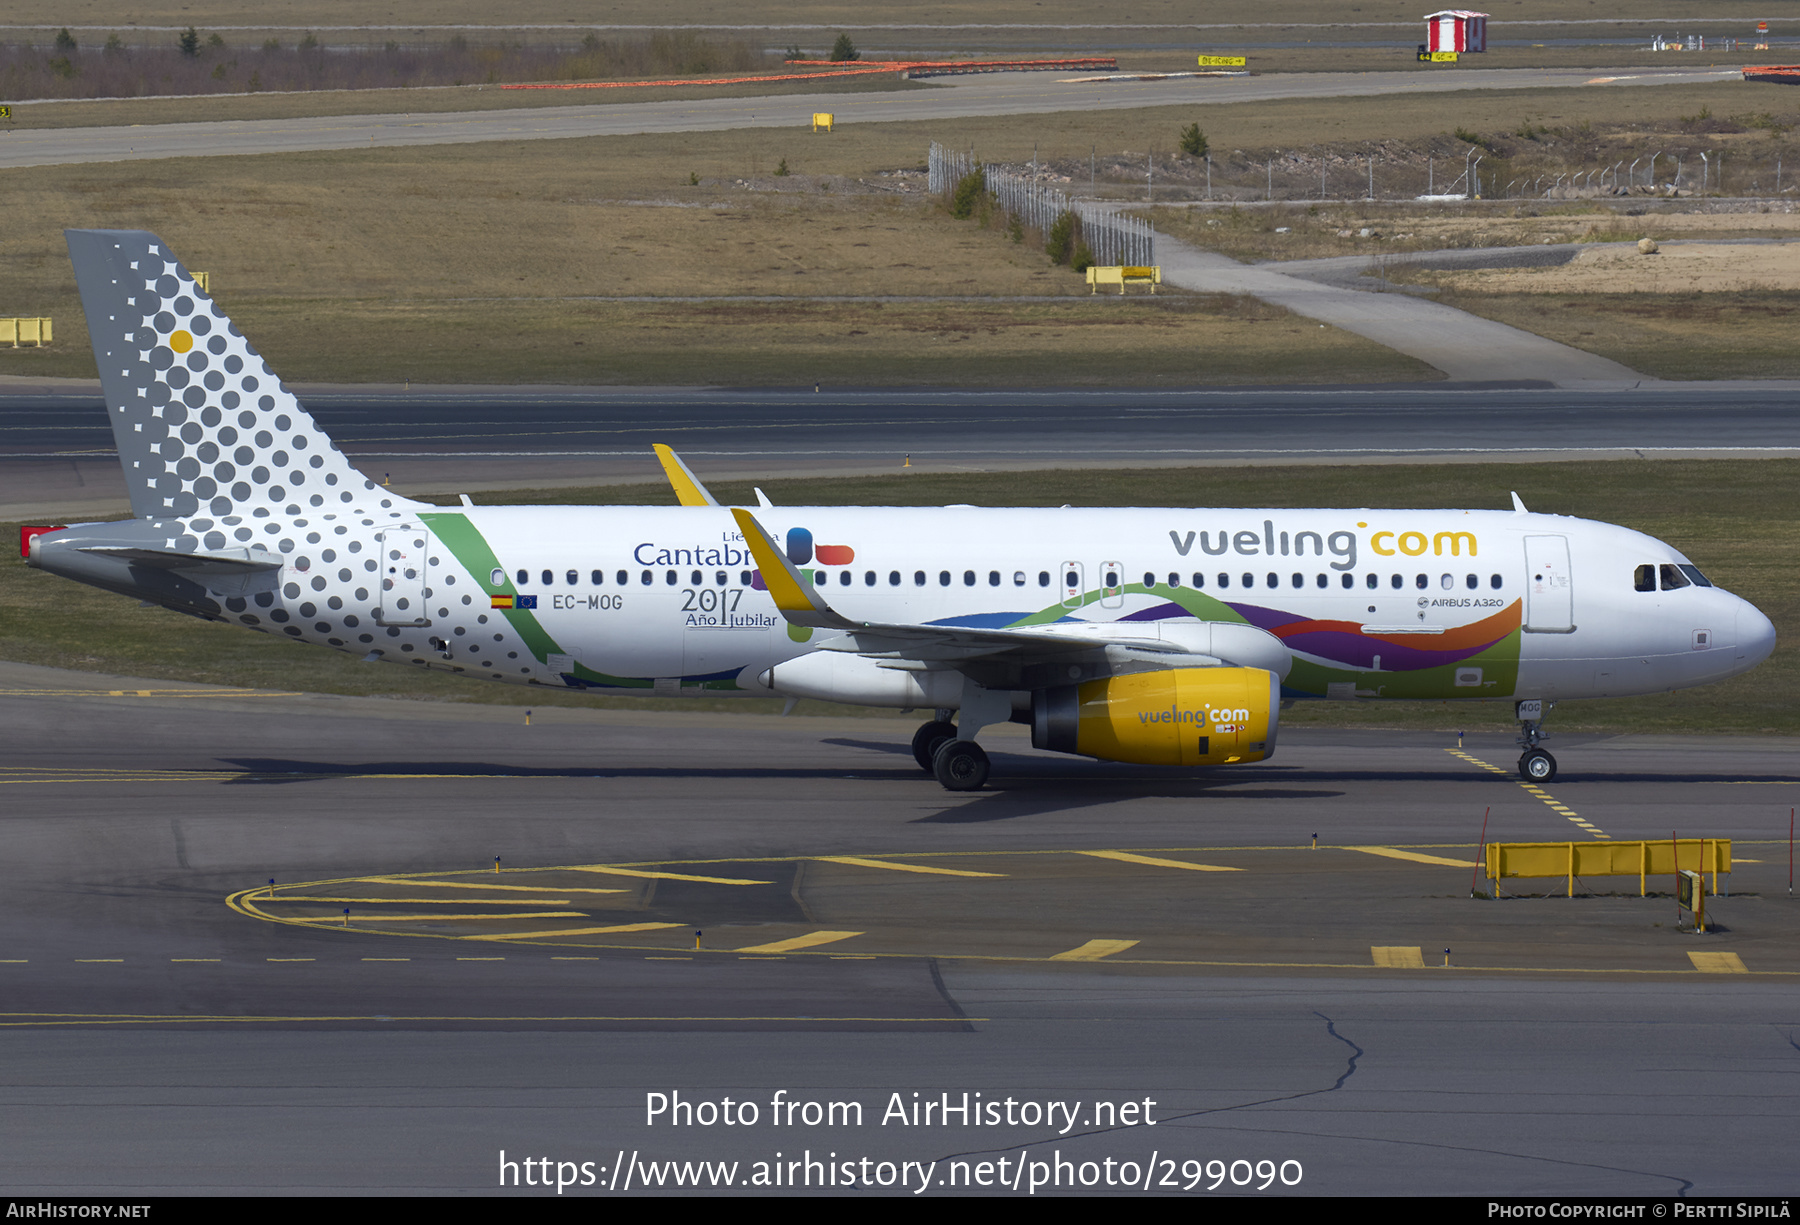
top-left (730, 508), bottom-right (855, 630)
top-left (654, 444), bottom-right (720, 507)
top-left (1510, 491), bottom-right (1528, 514)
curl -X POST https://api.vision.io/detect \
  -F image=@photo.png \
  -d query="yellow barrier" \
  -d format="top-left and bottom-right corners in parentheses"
top-left (1086, 266), bottom-right (1161, 294)
top-left (1486, 839), bottom-right (1730, 897)
top-left (0, 318), bottom-right (52, 347)
top-left (812, 112), bottom-right (834, 132)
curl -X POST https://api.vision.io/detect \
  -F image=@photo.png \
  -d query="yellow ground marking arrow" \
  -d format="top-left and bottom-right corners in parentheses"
top-left (736, 930), bottom-right (863, 954)
top-left (815, 856), bottom-right (1004, 877)
top-left (567, 866), bottom-right (771, 885)
top-left (1050, 939), bottom-right (1140, 961)
top-left (1079, 850), bottom-right (1240, 871)
top-left (464, 922), bottom-right (686, 942)
top-left (1688, 951), bottom-right (1748, 973)
top-left (361, 876), bottom-right (627, 895)
top-left (1347, 846), bottom-right (1476, 867)
top-left (1371, 946), bottom-right (1426, 968)
top-left (272, 896), bottom-right (579, 905)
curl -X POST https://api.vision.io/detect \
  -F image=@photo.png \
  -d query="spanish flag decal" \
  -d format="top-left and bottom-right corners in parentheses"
top-left (491, 594), bottom-right (514, 609)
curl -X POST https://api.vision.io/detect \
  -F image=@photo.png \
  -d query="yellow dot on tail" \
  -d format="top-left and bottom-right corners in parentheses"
top-left (169, 330), bottom-right (193, 353)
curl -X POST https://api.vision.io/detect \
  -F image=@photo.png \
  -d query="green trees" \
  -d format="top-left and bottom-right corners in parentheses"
top-left (829, 34), bottom-right (859, 62)
top-left (178, 27), bottom-right (200, 57)
top-left (1179, 123), bottom-right (1209, 158)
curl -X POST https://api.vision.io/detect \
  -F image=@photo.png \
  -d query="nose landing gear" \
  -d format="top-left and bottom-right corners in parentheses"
top-left (1515, 698), bottom-right (1557, 781)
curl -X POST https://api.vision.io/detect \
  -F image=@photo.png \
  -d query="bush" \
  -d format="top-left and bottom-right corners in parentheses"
top-left (774, 158), bottom-right (790, 176)
top-left (1046, 211), bottom-right (1078, 264)
top-left (54, 28), bottom-right (76, 54)
top-left (829, 33), bottom-right (859, 62)
top-left (1071, 242), bottom-right (1094, 273)
top-left (178, 27), bottom-right (199, 57)
top-left (1179, 123), bottom-right (1208, 158)
top-left (1007, 213), bottom-right (1024, 244)
top-left (949, 167), bottom-right (985, 219)
top-left (783, 45), bottom-right (804, 61)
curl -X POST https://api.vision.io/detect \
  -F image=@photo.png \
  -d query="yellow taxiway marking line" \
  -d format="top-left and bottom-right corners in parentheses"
top-left (646, 956), bottom-right (692, 960)
top-left (1050, 939), bottom-right (1141, 961)
top-left (456, 957), bottom-right (505, 961)
top-left (1347, 846), bottom-right (1476, 868)
top-left (463, 922), bottom-right (686, 942)
top-left (0, 1013), bottom-right (979, 1028)
top-left (815, 856), bottom-right (1004, 877)
top-left (1689, 951), bottom-right (1749, 973)
top-left (0, 688), bottom-right (295, 697)
top-left (1078, 850), bottom-right (1240, 872)
top-left (171, 958), bottom-right (220, 963)
top-left (360, 876), bottom-right (627, 895)
top-left (736, 930), bottom-right (864, 954)
top-left (273, 896), bottom-right (579, 906)
top-left (1446, 749), bottom-right (1613, 839)
top-left (1371, 946), bottom-right (1426, 968)
top-left (285, 912), bottom-right (587, 923)
top-left (266, 958), bottom-right (314, 962)
top-left (567, 866), bottom-right (771, 886)
top-left (74, 959), bottom-right (123, 963)
top-left (360, 958), bottom-right (410, 962)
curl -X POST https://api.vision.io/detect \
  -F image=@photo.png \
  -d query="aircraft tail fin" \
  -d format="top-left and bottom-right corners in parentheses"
top-left (64, 229), bottom-right (417, 521)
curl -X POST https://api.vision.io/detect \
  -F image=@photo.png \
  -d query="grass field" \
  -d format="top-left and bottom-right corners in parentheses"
top-left (5, 460), bottom-right (1794, 735)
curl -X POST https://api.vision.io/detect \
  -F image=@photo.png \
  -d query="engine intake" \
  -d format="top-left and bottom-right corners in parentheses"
top-left (1032, 667), bottom-right (1279, 766)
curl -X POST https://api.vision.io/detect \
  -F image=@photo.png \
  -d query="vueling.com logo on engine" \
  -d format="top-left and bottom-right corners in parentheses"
top-left (1137, 706), bottom-right (1250, 727)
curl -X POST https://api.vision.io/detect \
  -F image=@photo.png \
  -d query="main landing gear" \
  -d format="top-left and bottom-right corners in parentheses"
top-left (1515, 699), bottom-right (1557, 782)
top-left (910, 711), bottom-right (990, 792)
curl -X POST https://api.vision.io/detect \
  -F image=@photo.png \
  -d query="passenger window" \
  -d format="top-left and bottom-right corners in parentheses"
top-left (1490, 574), bottom-right (1502, 589)
top-left (591, 570), bottom-right (603, 585)
top-left (542, 569), bottom-right (554, 586)
top-left (1465, 574), bottom-right (1477, 590)
top-left (641, 570), bottom-right (652, 586)
top-left (1316, 574), bottom-right (1328, 588)
top-left (1038, 571), bottom-right (1050, 587)
top-left (914, 571), bottom-right (926, 587)
top-left (565, 570), bottom-right (577, 586)
top-left (989, 570), bottom-right (1001, 587)
top-left (716, 571), bottom-right (727, 586)
top-left (865, 570), bottom-right (876, 586)
top-left (1391, 575), bottom-right (1403, 589)
top-left (739, 571), bottom-right (751, 585)
top-left (1013, 571), bottom-right (1026, 586)
top-left (963, 570), bottom-right (976, 587)
top-left (1264, 572), bottom-right (1277, 589)
top-left (1660, 564), bottom-right (1690, 591)
top-left (939, 571), bottom-right (951, 587)
top-left (1168, 572), bottom-right (1181, 588)
top-left (691, 570), bottom-right (702, 586)
top-left (1366, 573), bottom-right (1378, 589)
top-left (490, 568), bottom-right (505, 587)
top-left (617, 570), bottom-right (628, 586)
top-left (1291, 573), bottom-right (1303, 588)
top-left (1439, 574), bottom-right (1452, 590)
top-left (1193, 573), bottom-right (1205, 588)
top-left (666, 571), bottom-right (678, 586)
top-left (1634, 564), bottom-right (1655, 592)
top-left (889, 571), bottom-right (901, 586)
top-left (839, 571), bottom-right (851, 586)
top-left (1341, 573), bottom-right (1353, 589)
top-left (1414, 574), bottom-right (1427, 590)
top-left (516, 569), bottom-right (529, 585)
top-left (1144, 571), bottom-right (1156, 589)
top-left (1219, 573), bottom-right (1230, 588)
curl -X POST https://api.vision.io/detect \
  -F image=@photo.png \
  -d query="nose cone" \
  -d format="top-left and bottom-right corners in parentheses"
top-left (1736, 599), bottom-right (1777, 671)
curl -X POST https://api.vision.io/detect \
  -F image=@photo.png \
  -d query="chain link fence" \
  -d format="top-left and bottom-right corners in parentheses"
top-left (929, 142), bottom-right (1155, 266)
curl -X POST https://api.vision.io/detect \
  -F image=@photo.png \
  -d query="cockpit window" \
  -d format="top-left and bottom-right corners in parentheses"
top-left (1634, 564), bottom-right (1656, 592)
top-left (1659, 564), bottom-right (1690, 591)
top-left (1678, 564), bottom-right (1713, 588)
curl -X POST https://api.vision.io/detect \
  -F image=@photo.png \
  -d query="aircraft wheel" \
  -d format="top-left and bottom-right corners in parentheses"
top-left (1518, 748), bottom-right (1557, 782)
top-left (933, 739), bottom-right (990, 792)
top-left (911, 720), bottom-right (957, 773)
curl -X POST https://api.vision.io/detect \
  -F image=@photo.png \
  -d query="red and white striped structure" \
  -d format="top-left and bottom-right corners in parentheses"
top-left (1425, 10), bottom-right (1488, 53)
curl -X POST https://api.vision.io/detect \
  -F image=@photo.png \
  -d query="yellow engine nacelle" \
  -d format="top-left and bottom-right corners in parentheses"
top-left (1031, 667), bottom-right (1279, 766)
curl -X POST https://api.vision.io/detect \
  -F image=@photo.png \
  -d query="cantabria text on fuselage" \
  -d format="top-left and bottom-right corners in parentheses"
top-left (28, 229), bottom-right (1776, 791)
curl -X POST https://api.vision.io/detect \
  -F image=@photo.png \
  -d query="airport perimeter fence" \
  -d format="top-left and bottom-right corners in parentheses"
top-left (928, 141), bottom-right (1156, 267)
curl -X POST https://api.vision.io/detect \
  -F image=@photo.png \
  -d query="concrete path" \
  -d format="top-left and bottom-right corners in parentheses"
top-left (1156, 235), bottom-right (1645, 386)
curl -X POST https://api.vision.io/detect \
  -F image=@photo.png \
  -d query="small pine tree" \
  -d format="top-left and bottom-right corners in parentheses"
top-left (1179, 123), bottom-right (1208, 158)
top-left (207, 33), bottom-right (226, 51)
top-left (54, 28), bottom-right (76, 54)
top-left (1071, 242), bottom-right (1094, 273)
top-left (104, 33), bottom-right (125, 55)
top-left (949, 167), bottom-right (985, 219)
top-left (829, 33), bottom-right (859, 62)
top-left (784, 45), bottom-right (805, 61)
top-left (178, 27), bottom-right (200, 57)
top-left (774, 158), bottom-right (790, 176)
top-left (1046, 211), bottom-right (1078, 264)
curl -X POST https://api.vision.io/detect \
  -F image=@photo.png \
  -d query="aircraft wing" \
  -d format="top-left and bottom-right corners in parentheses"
top-left (729, 508), bottom-right (1291, 680)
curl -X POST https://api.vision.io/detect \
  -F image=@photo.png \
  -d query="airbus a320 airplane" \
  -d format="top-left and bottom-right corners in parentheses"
top-left (26, 230), bottom-right (1777, 790)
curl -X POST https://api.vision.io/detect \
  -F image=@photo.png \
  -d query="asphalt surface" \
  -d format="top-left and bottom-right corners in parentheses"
top-left (4, 382), bottom-right (1799, 520)
top-left (0, 66), bottom-right (1742, 170)
top-left (1, 659), bottom-right (1796, 1195)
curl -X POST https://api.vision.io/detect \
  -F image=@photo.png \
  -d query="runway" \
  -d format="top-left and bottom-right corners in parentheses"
top-left (0, 66), bottom-right (1740, 170)
top-left (2, 659), bottom-right (1796, 1194)
top-left (4, 381), bottom-right (1799, 520)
